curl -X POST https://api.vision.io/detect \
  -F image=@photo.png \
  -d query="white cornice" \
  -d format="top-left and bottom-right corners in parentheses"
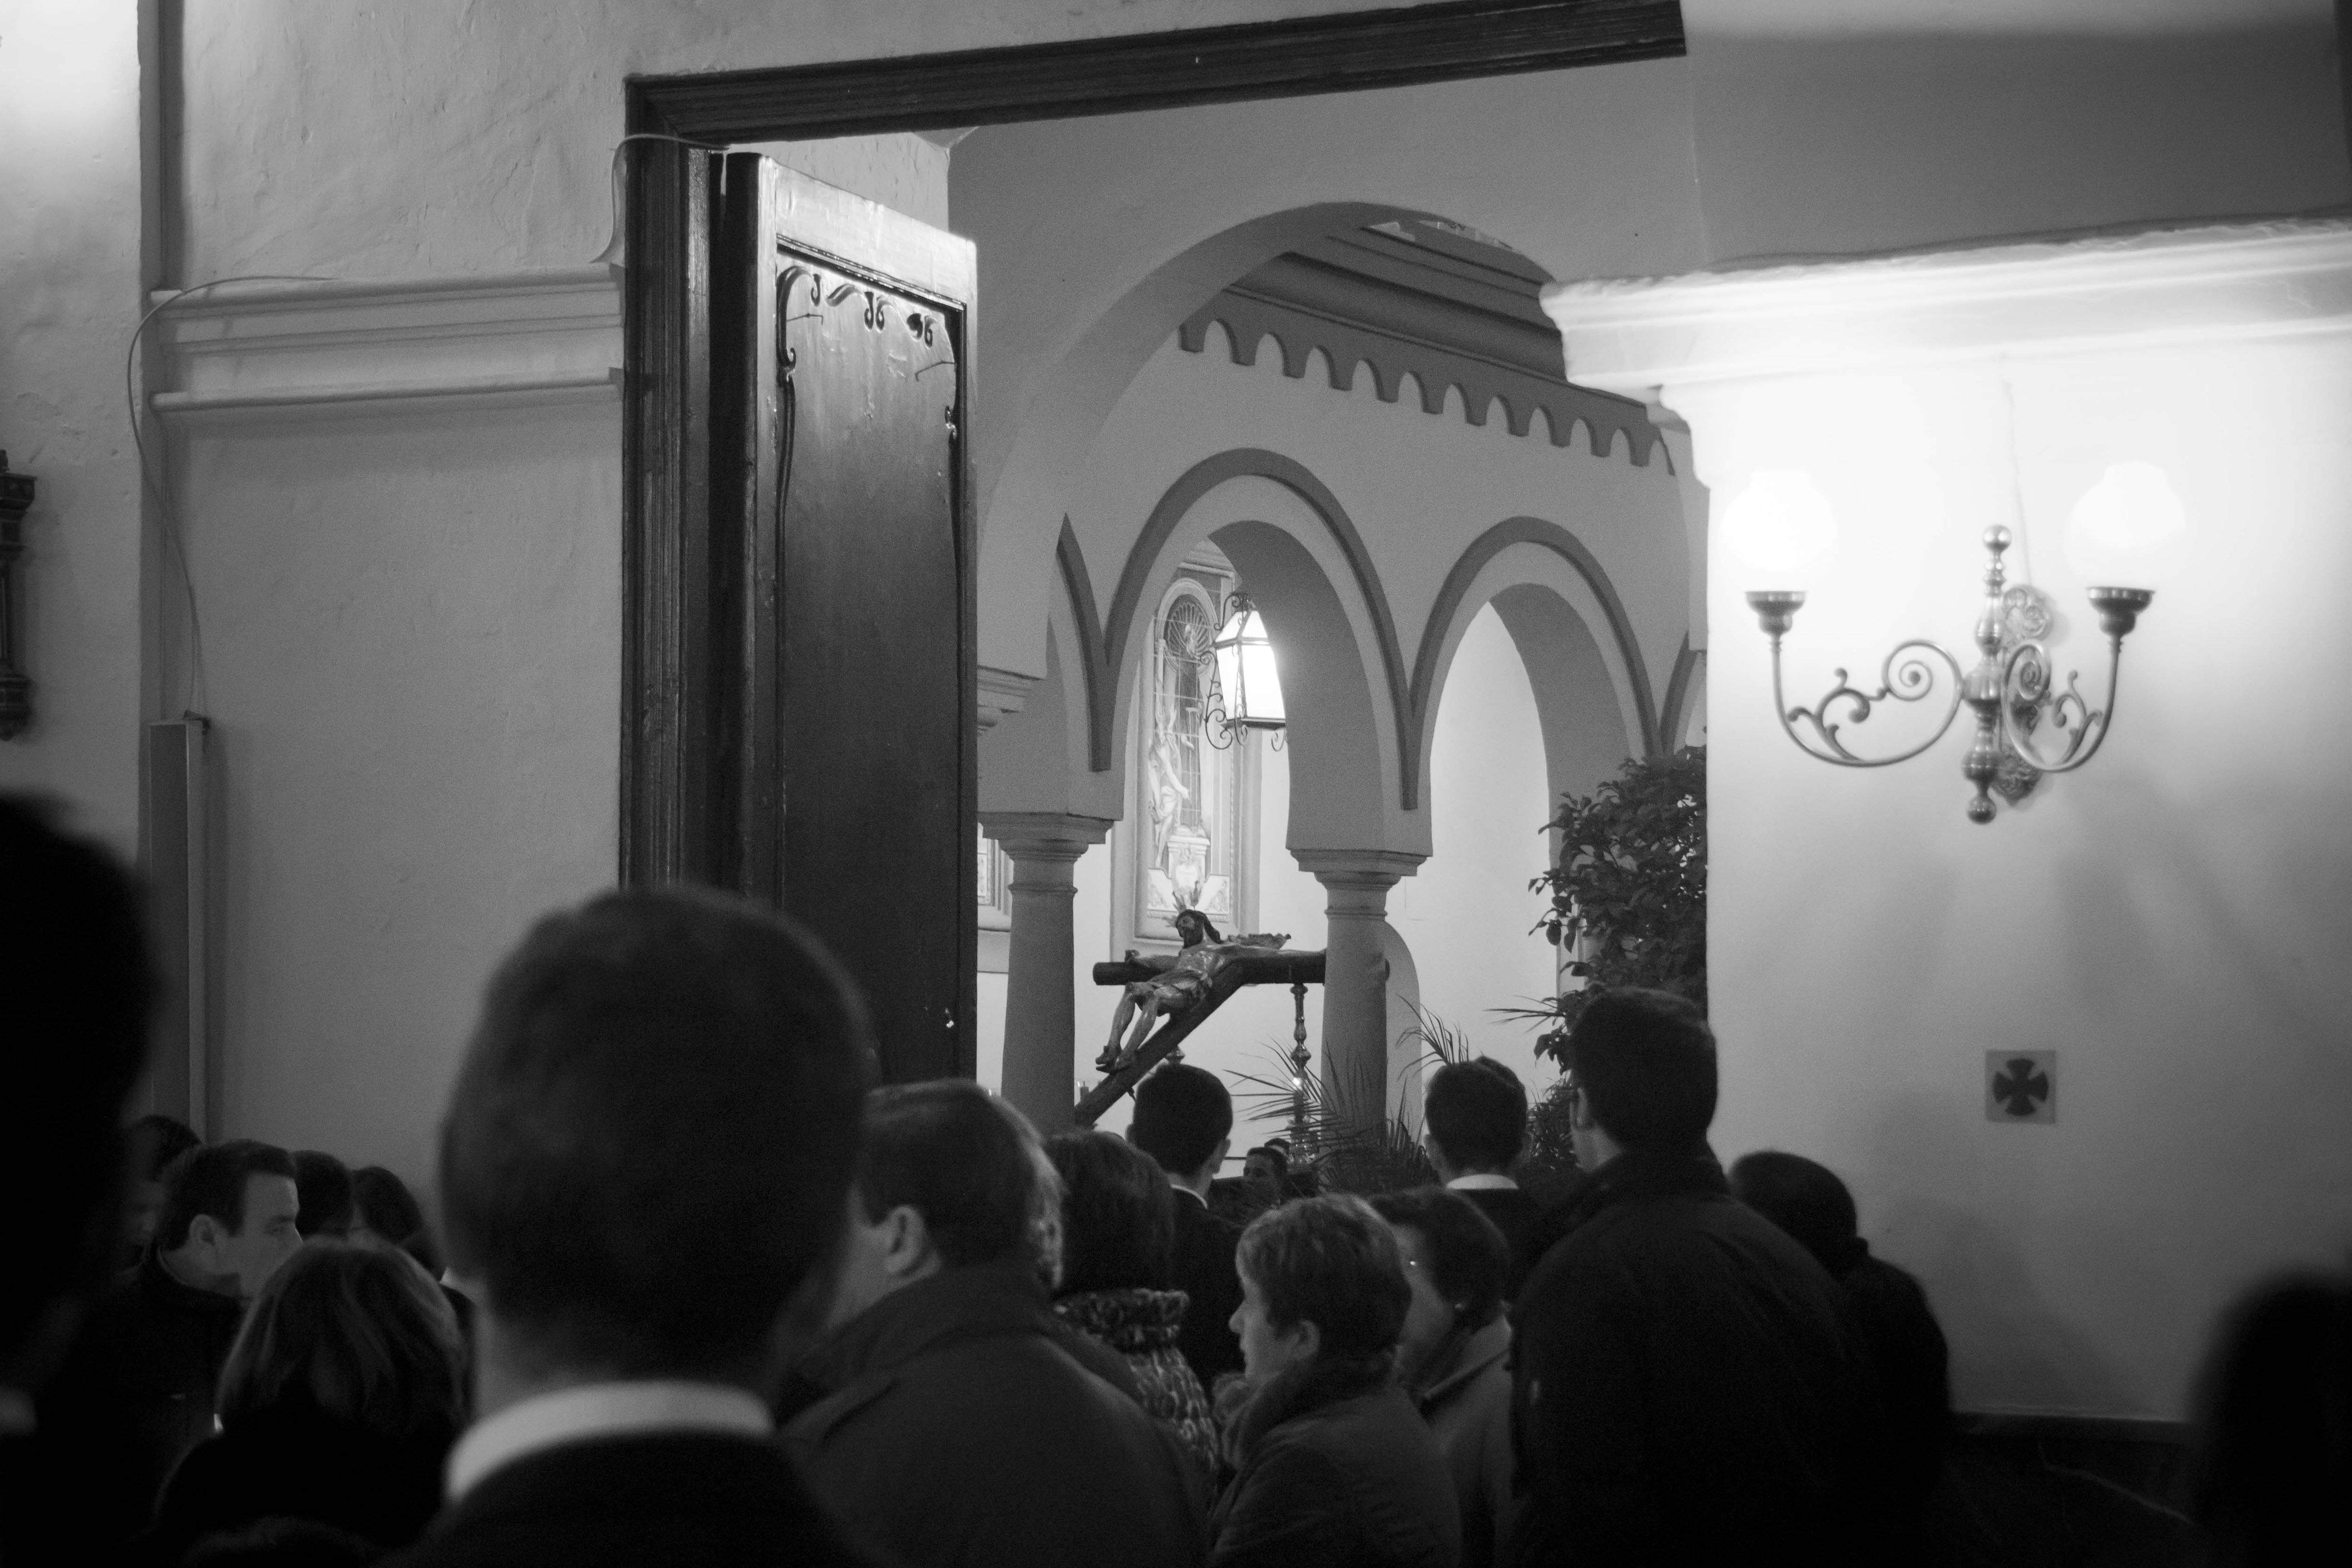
top-left (150, 265), bottom-right (622, 422)
top-left (1543, 217), bottom-right (2352, 394)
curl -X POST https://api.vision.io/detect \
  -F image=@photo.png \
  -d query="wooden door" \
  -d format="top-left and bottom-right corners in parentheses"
top-left (700, 154), bottom-right (977, 1082)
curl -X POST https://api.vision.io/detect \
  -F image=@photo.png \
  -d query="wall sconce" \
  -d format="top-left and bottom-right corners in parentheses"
top-left (0, 452), bottom-right (34, 740)
top-left (1740, 462), bottom-right (2177, 823)
top-left (1204, 591), bottom-right (1286, 750)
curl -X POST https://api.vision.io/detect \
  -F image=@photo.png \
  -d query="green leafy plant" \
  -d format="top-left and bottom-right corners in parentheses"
top-left (1509, 746), bottom-right (1706, 1068)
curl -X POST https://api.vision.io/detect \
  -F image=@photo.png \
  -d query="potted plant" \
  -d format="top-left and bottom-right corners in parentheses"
top-left (1513, 747), bottom-right (1706, 1171)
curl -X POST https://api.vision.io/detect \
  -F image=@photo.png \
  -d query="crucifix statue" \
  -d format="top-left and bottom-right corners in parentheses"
top-left (1076, 908), bottom-right (1324, 1127)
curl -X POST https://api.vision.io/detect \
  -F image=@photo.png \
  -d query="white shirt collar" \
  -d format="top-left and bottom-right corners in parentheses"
top-left (446, 1380), bottom-right (772, 1501)
top-left (1445, 1172), bottom-right (1519, 1191)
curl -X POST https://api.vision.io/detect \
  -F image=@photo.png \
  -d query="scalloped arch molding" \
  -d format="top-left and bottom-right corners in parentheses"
top-left (1055, 448), bottom-right (1664, 812)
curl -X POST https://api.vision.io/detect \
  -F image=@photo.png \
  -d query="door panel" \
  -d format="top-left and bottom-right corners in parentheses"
top-left (711, 154), bottom-right (977, 1082)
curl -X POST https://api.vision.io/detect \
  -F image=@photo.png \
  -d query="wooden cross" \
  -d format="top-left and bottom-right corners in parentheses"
top-left (1076, 942), bottom-right (1324, 1126)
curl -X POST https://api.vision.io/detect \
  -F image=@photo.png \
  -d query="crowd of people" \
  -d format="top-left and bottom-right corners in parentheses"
top-left (4, 791), bottom-right (2347, 1568)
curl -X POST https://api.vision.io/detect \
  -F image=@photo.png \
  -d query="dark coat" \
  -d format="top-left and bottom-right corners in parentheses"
top-left (1409, 1318), bottom-right (1515, 1568)
top-left (140, 1403), bottom-right (451, 1564)
top-left (1169, 1191), bottom-right (1245, 1390)
top-left (1510, 1145), bottom-right (1881, 1567)
top-left (1836, 1247), bottom-right (1951, 1544)
top-left (35, 1251), bottom-right (245, 1543)
top-left (1453, 1185), bottom-right (1544, 1303)
top-left (1054, 1287), bottom-right (1221, 1480)
top-left (784, 1262), bottom-right (1206, 1568)
top-left (377, 1432), bottom-right (877, 1568)
top-left (1209, 1360), bottom-right (1460, 1568)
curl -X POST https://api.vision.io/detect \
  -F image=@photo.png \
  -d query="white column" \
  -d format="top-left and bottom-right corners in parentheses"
top-left (982, 811), bottom-right (1112, 1133)
top-left (1295, 849), bottom-right (1422, 1137)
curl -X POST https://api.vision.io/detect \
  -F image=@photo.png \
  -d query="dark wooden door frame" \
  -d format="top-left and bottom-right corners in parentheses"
top-left (615, 0), bottom-right (1686, 995)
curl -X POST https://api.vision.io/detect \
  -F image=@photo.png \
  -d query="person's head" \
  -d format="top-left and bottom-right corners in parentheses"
top-left (291, 1151), bottom-right (357, 1240)
top-left (439, 887), bottom-right (874, 1387)
top-left (1421, 1057), bottom-right (1528, 1179)
top-left (349, 1166), bottom-right (442, 1279)
top-left (1242, 1146), bottom-right (1288, 1185)
top-left (1045, 1130), bottom-right (1175, 1297)
top-left (1127, 1062), bottom-right (1233, 1187)
top-left (2190, 1271), bottom-right (2352, 1568)
top-left (127, 1115), bottom-right (202, 1253)
top-left (1230, 1195), bottom-right (1411, 1383)
top-left (1728, 1151), bottom-right (1866, 1277)
top-left (1172, 908), bottom-right (1222, 946)
top-left (157, 1141), bottom-right (304, 1300)
top-left (1563, 989), bottom-right (1717, 1167)
top-left (1368, 1187), bottom-right (1510, 1385)
top-left (218, 1240), bottom-right (466, 1442)
top-left (2, 797), bottom-right (157, 1391)
top-left (828, 1081), bottom-right (1051, 1328)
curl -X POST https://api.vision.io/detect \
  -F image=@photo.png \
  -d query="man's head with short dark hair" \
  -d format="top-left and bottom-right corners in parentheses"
top-left (2, 797), bottom-right (157, 1388)
top-left (1729, 1151), bottom-right (1866, 1277)
top-left (292, 1150), bottom-right (357, 1239)
top-left (855, 1080), bottom-right (1043, 1270)
top-left (1127, 1063), bottom-right (1233, 1182)
top-left (1565, 988), bottom-right (1717, 1155)
top-left (1422, 1058), bottom-right (1528, 1177)
top-left (157, 1141), bottom-right (304, 1300)
top-left (439, 887), bottom-right (875, 1383)
top-left (825, 1081), bottom-right (1056, 1328)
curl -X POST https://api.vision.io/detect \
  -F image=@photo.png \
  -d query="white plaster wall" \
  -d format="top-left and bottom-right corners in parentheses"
top-left (1399, 605), bottom-right (1563, 1099)
top-left (173, 400), bottom-right (620, 1182)
top-left (0, 3), bottom-right (148, 853)
top-left (169, 0), bottom-right (1419, 281)
top-left (975, 966), bottom-right (1008, 1093)
top-left (1692, 333), bottom-right (2352, 1422)
top-left (1683, 0), bottom-right (2347, 263)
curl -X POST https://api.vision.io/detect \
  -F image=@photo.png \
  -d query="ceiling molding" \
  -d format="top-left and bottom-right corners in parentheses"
top-left (1180, 227), bottom-right (1666, 466)
top-left (1546, 216), bottom-right (2352, 392)
top-left (148, 266), bottom-right (622, 421)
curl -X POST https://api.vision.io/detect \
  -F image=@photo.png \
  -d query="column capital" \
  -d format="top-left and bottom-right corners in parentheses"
top-left (982, 810), bottom-right (1114, 862)
top-left (976, 665), bottom-right (1041, 732)
top-left (1293, 847), bottom-right (1425, 890)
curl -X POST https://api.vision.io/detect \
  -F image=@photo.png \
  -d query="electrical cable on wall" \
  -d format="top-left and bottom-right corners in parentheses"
top-left (122, 132), bottom-right (727, 722)
top-left (591, 132), bottom-right (730, 265)
top-left (126, 275), bottom-right (331, 720)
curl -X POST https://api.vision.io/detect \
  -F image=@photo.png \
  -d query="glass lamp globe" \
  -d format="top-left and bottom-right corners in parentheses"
top-left (1722, 470), bottom-right (1838, 590)
top-left (2064, 461), bottom-right (2186, 592)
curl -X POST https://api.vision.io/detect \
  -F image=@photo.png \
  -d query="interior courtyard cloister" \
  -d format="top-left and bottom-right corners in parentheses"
top-left (6, 0), bottom-right (2351, 1457)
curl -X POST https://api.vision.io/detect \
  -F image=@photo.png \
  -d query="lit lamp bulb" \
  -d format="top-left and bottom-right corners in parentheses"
top-left (2064, 461), bottom-right (2183, 638)
top-left (1728, 470), bottom-right (1837, 638)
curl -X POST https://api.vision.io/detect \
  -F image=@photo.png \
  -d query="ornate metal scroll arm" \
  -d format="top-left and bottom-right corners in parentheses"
top-left (1759, 616), bottom-right (1968, 768)
top-left (1749, 525), bottom-right (2153, 823)
top-left (1994, 586), bottom-right (2150, 778)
